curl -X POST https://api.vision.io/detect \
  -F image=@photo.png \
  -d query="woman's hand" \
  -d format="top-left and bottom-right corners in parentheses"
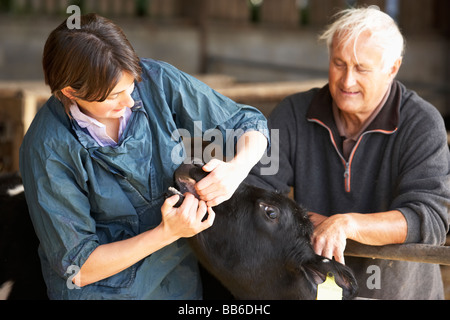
top-left (195, 159), bottom-right (249, 207)
top-left (194, 131), bottom-right (268, 207)
top-left (160, 193), bottom-right (215, 239)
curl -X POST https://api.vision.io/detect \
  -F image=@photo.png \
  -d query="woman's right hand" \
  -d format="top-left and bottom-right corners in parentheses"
top-left (160, 193), bottom-right (215, 240)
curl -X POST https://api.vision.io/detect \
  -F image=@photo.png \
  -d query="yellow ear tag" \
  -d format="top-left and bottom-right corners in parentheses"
top-left (316, 272), bottom-right (343, 300)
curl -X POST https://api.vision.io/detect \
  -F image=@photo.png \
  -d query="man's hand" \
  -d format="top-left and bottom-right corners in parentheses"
top-left (308, 210), bottom-right (407, 265)
top-left (309, 212), bottom-right (352, 264)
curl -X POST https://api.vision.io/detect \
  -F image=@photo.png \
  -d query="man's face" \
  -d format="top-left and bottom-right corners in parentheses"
top-left (328, 31), bottom-right (400, 120)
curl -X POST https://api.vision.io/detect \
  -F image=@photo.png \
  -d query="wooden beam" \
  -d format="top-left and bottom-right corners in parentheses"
top-left (345, 240), bottom-right (450, 266)
top-left (216, 80), bottom-right (327, 103)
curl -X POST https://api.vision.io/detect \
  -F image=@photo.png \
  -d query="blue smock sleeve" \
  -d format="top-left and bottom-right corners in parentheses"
top-left (137, 59), bottom-right (269, 151)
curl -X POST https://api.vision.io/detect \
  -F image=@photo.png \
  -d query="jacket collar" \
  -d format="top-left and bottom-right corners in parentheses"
top-left (306, 80), bottom-right (401, 140)
top-left (68, 99), bottom-right (146, 150)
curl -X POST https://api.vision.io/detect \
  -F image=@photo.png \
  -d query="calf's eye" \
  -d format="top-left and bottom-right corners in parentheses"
top-left (266, 207), bottom-right (278, 219)
top-left (259, 202), bottom-right (280, 220)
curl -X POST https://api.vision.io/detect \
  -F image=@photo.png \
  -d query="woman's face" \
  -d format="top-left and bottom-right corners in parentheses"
top-left (67, 72), bottom-right (136, 124)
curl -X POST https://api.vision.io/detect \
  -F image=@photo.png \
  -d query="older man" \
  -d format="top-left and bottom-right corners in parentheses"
top-left (249, 6), bottom-right (450, 299)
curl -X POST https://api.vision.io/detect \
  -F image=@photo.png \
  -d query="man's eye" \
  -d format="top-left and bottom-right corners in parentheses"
top-left (357, 67), bottom-right (371, 73)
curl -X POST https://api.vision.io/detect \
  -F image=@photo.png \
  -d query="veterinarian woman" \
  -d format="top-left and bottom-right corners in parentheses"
top-left (19, 13), bottom-right (268, 300)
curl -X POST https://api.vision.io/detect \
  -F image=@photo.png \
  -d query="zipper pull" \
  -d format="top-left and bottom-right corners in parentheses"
top-left (344, 163), bottom-right (350, 179)
top-left (344, 162), bottom-right (351, 192)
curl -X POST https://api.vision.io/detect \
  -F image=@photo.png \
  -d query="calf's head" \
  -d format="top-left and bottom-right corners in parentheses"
top-left (170, 162), bottom-right (358, 300)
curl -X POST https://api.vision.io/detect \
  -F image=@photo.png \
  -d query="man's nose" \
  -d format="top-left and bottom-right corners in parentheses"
top-left (342, 69), bottom-right (357, 87)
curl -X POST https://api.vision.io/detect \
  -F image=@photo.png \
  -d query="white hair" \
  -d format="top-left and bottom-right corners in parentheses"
top-left (319, 6), bottom-right (405, 72)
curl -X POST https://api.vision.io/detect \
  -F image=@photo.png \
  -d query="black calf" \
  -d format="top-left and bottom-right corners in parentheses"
top-left (0, 173), bottom-right (47, 300)
top-left (170, 162), bottom-right (358, 300)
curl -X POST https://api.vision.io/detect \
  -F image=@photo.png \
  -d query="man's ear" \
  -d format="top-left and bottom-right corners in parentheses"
top-left (388, 57), bottom-right (402, 80)
top-left (60, 87), bottom-right (77, 100)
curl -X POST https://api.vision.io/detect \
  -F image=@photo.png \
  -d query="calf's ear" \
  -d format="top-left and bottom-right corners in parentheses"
top-left (303, 256), bottom-right (358, 300)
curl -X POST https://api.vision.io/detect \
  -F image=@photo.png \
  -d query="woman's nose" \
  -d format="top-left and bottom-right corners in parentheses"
top-left (121, 93), bottom-right (134, 108)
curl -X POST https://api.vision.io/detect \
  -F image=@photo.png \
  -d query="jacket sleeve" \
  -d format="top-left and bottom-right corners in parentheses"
top-left (141, 59), bottom-right (269, 150)
top-left (392, 96), bottom-right (450, 245)
top-left (19, 116), bottom-right (99, 279)
top-left (247, 94), bottom-right (300, 194)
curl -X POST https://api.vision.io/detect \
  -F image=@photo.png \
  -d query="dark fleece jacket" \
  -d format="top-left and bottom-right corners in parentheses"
top-left (248, 80), bottom-right (450, 299)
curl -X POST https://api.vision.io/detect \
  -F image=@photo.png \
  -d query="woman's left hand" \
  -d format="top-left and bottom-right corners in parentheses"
top-left (195, 159), bottom-right (249, 207)
top-left (195, 131), bottom-right (268, 207)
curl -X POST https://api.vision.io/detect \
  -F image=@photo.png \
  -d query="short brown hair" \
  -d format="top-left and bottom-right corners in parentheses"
top-left (43, 13), bottom-right (142, 109)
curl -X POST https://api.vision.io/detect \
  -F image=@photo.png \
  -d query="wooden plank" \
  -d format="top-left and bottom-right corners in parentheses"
top-left (216, 79), bottom-right (327, 103)
top-left (345, 240), bottom-right (450, 266)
